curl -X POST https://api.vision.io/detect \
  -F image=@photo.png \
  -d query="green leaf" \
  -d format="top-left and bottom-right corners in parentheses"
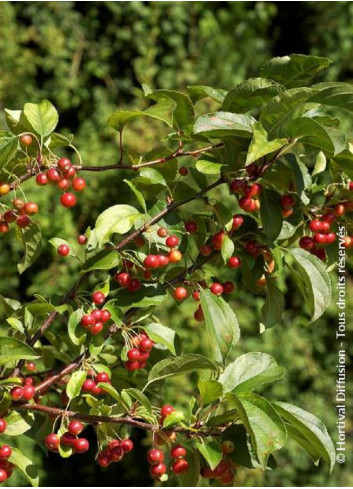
top-left (22, 100), bottom-right (59, 138)
top-left (312, 151), bottom-right (327, 177)
top-left (223, 78), bottom-right (285, 113)
top-left (198, 380), bottom-right (223, 405)
top-left (200, 289), bottom-right (240, 364)
top-left (246, 122), bottom-right (287, 165)
top-left (107, 101), bottom-right (176, 131)
top-left (286, 248), bottom-right (332, 322)
top-left (68, 309), bottom-right (85, 346)
top-left (286, 117), bottom-right (346, 156)
top-left (283, 153), bottom-right (311, 204)
top-left (144, 322), bottom-right (178, 355)
top-left (221, 234), bottom-right (234, 263)
top-left (261, 55), bottom-right (331, 88)
top-left (195, 437), bottom-right (223, 470)
top-left (259, 189), bottom-right (283, 242)
top-left (0, 393), bottom-right (12, 414)
top-left (0, 135), bottom-right (18, 169)
top-left (114, 283), bottom-right (167, 308)
top-left (0, 338), bottom-right (39, 366)
top-left (162, 410), bottom-right (185, 428)
top-left (274, 401), bottom-right (335, 472)
top-left (309, 81), bottom-right (353, 112)
top-left (147, 354), bottom-right (217, 385)
top-left (66, 370), bottom-right (87, 400)
top-left (194, 111), bottom-right (255, 139)
top-left (195, 159), bottom-right (225, 175)
top-left (94, 204), bottom-right (141, 247)
top-left (138, 167), bottom-right (166, 186)
top-left (234, 392), bottom-right (287, 468)
top-left (5, 109), bottom-right (33, 135)
top-left (124, 179), bottom-right (147, 212)
top-left (4, 410), bottom-right (34, 436)
top-left (123, 388), bottom-right (152, 412)
top-left (180, 445), bottom-right (201, 486)
top-left (187, 85), bottom-right (227, 104)
top-left (219, 353), bottom-right (285, 394)
top-left (82, 250), bottom-right (120, 272)
top-left (17, 221), bottom-right (42, 274)
top-left (145, 88), bottom-right (194, 129)
top-left (9, 448), bottom-right (39, 487)
top-left (97, 382), bottom-right (122, 403)
top-left (261, 278), bottom-right (285, 328)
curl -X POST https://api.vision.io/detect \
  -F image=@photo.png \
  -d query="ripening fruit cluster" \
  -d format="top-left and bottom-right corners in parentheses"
top-left (280, 194), bottom-right (296, 218)
top-left (97, 438), bottom-right (134, 468)
top-left (0, 440), bottom-right (13, 484)
top-left (45, 420), bottom-right (89, 454)
top-left (80, 292), bottom-right (111, 336)
top-left (299, 214), bottom-right (338, 261)
top-left (201, 441), bottom-right (237, 485)
top-left (125, 332), bottom-right (154, 372)
top-left (35, 157), bottom-right (86, 209)
top-left (230, 179), bottom-right (262, 212)
top-left (81, 371), bottom-right (111, 395)
top-left (10, 376), bottom-right (36, 402)
top-left (0, 198), bottom-right (39, 234)
top-left (147, 443), bottom-right (189, 479)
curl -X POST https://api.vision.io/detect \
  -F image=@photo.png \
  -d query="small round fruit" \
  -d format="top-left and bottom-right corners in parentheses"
top-left (157, 255), bottom-right (169, 267)
top-left (58, 178), bottom-right (70, 191)
top-left (144, 255), bottom-right (160, 269)
top-left (166, 235), bottom-right (179, 248)
top-left (200, 245), bottom-right (212, 256)
top-left (222, 281), bottom-right (235, 294)
top-left (57, 158), bottom-right (72, 172)
top-left (320, 221), bottom-right (330, 233)
top-left (22, 385), bottom-right (35, 401)
top-left (0, 222), bottom-right (9, 234)
top-left (174, 286), bottom-right (188, 301)
top-left (46, 168), bottom-right (61, 184)
top-left (121, 439), bottom-right (134, 453)
top-left (45, 433), bottom-right (60, 451)
top-left (127, 348), bottom-right (141, 361)
top-left (228, 256), bottom-right (241, 268)
top-left (281, 194), bottom-right (295, 209)
top-left (310, 219), bottom-right (323, 233)
top-left (10, 386), bottom-right (23, 401)
top-left (100, 309), bottom-right (111, 323)
top-left (16, 215), bottom-right (31, 228)
top-left (0, 469), bottom-right (7, 482)
top-left (172, 458), bottom-right (189, 475)
top-left (222, 440), bottom-right (235, 454)
top-left (127, 278), bottom-right (141, 292)
top-left (114, 272), bottom-right (131, 287)
top-left (212, 231), bottom-right (225, 250)
top-left (125, 360), bottom-right (140, 372)
top-left (60, 192), bottom-right (76, 208)
top-left (168, 249), bottom-right (182, 263)
top-left (194, 306), bottom-right (204, 322)
top-left (147, 449), bottom-right (164, 464)
top-left (58, 244), bottom-right (70, 257)
top-left (72, 177), bottom-right (86, 192)
top-left (68, 420), bottom-right (84, 436)
top-left (192, 291), bottom-right (200, 301)
top-left (36, 173), bottom-right (48, 186)
top-left (344, 236), bottom-right (352, 248)
top-left (230, 179), bottom-right (246, 195)
top-left (245, 183), bottom-right (262, 198)
top-left (157, 227), bottom-right (168, 238)
top-left (97, 452), bottom-right (111, 467)
top-left (335, 204), bottom-right (345, 216)
top-left (313, 233), bottom-right (327, 244)
top-left (3, 210), bottom-right (16, 223)
top-left (150, 462), bottom-right (167, 478)
top-left (73, 438), bottom-right (89, 454)
top-left (0, 446), bottom-right (12, 460)
top-left (161, 405), bottom-right (175, 418)
top-left (92, 291), bottom-right (105, 305)
top-left (210, 283), bottom-right (223, 296)
top-left (81, 314), bottom-right (95, 328)
top-left (140, 337), bottom-right (154, 352)
top-left (0, 420), bottom-right (6, 434)
top-left (239, 196), bottom-right (255, 212)
top-left (325, 232), bottom-right (336, 244)
top-left (170, 445), bottom-right (186, 459)
top-left (64, 166), bottom-right (76, 179)
top-left (299, 236), bottom-right (314, 250)
top-left (20, 134), bottom-right (33, 146)
top-left (185, 221), bottom-right (198, 234)
top-left (219, 471), bottom-right (235, 484)
top-left (282, 208), bottom-right (293, 218)
top-left (90, 322), bottom-right (103, 335)
top-left (232, 214), bottom-right (244, 230)
top-left (178, 167), bottom-right (188, 176)
top-left (77, 234), bottom-right (87, 245)
top-left (26, 361), bottom-right (36, 372)
top-left (96, 372), bottom-right (110, 383)
top-left (12, 198), bottom-right (25, 210)
top-left (0, 183), bottom-right (10, 195)
top-left (82, 379), bottom-right (96, 392)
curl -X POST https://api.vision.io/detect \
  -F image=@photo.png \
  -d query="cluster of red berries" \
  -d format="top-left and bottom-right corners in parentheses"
top-left (125, 332), bottom-right (154, 371)
top-left (80, 292), bottom-right (111, 336)
top-left (97, 438), bottom-right (134, 468)
top-left (280, 194), bottom-right (296, 218)
top-left (35, 157), bottom-right (86, 209)
top-left (81, 371), bottom-right (111, 395)
top-left (45, 420), bottom-right (89, 454)
top-left (10, 376), bottom-right (36, 401)
top-left (0, 440), bottom-right (13, 483)
top-left (0, 198), bottom-right (39, 234)
top-left (147, 443), bottom-right (189, 479)
top-left (299, 216), bottom-right (337, 260)
top-left (201, 441), bottom-right (237, 484)
top-left (57, 234), bottom-right (88, 257)
top-left (230, 179), bottom-right (262, 212)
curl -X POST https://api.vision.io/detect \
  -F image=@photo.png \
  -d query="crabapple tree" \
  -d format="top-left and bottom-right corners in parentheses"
top-left (0, 54), bottom-right (352, 486)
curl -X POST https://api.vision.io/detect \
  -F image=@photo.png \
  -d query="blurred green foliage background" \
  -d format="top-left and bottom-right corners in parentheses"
top-left (0, 1), bottom-right (352, 486)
